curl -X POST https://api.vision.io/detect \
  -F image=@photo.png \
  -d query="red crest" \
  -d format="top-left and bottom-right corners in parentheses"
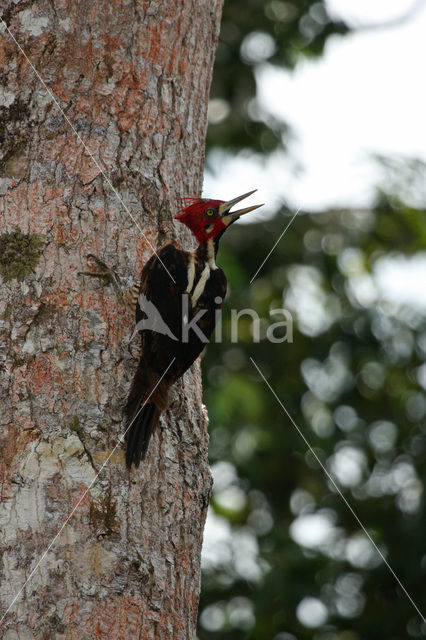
top-left (175, 197), bottom-right (226, 244)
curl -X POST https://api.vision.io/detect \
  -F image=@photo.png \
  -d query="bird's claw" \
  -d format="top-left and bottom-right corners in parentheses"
top-left (79, 254), bottom-right (121, 292)
top-left (86, 253), bottom-right (109, 269)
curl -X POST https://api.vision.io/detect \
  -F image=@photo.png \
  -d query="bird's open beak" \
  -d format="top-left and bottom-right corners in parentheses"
top-left (219, 189), bottom-right (264, 225)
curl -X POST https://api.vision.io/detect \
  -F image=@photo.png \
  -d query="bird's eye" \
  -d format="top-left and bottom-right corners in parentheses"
top-left (206, 208), bottom-right (215, 217)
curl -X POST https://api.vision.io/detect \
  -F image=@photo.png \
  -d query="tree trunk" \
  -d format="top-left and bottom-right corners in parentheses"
top-left (0, 0), bottom-right (222, 637)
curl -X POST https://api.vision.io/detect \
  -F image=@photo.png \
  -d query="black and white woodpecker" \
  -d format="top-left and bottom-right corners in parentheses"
top-left (82, 190), bottom-right (263, 468)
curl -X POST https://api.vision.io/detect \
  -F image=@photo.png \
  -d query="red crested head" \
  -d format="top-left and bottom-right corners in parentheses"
top-left (175, 198), bottom-right (226, 244)
top-left (175, 191), bottom-right (263, 245)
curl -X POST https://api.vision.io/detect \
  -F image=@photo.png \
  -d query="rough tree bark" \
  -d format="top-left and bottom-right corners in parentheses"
top-left (0, 0), bottom-right (222, 637)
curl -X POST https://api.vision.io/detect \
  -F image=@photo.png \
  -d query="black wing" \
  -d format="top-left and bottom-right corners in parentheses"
top-left (125, 244), bottom-right (226, 465)
top-left (136, 244), bottom-right (226, 386)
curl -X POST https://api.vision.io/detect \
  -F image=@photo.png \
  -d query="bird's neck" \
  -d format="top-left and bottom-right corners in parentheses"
top-left (196, 238), bottom-right (218, 269)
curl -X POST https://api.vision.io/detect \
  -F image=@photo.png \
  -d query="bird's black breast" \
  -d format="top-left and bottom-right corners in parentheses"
top-left (135, 243), bottom-right (226, 382)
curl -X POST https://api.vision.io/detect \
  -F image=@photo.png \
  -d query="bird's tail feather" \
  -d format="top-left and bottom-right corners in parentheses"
top-left (125, 402), bottom-right (161, 468)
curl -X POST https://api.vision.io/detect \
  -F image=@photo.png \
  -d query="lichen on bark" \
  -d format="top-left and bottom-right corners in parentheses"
top-left (0, 228), bottom-right (45, 282)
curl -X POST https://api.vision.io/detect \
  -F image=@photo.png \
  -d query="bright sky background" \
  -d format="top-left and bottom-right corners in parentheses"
top-left (205, 0), bottom-right (426, 213)
top-left (203, 0), bottom-right (426, 310)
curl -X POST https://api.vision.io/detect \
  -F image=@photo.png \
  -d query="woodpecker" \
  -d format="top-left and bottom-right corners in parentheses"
top-left (81, 190), bottom-right (263, 468)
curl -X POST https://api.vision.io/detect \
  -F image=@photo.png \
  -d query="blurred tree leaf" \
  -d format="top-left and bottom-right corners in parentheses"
top-left (200, 2), bottom-right (426, 638)
top-left (199, 196), bottom-right (426, 639)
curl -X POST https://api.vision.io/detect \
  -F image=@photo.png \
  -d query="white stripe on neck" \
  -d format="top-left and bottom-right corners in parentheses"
top-left (191, 263), bottom-right (210, 306)
top-left (185, 252), bottom-right (196, 294)
top-left (207, 238), bottom-right (217, 270)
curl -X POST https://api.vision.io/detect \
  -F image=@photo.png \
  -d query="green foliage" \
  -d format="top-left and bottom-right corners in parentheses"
top-left (200, 2), bottom-right (426, 637)
top-left (0, 228), bottom-right (45, 282)
top-left (199, 199), bottom-right (426, 639)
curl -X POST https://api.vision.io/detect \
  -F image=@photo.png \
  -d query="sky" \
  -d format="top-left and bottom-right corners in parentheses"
top-left (203, 0), bottom-right (426, 310)
top-left (205, 0), bottom-right (426, 213)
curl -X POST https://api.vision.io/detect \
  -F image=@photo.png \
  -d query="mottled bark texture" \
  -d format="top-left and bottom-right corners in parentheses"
top-left (0, 0), bottom-right (222, 637)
